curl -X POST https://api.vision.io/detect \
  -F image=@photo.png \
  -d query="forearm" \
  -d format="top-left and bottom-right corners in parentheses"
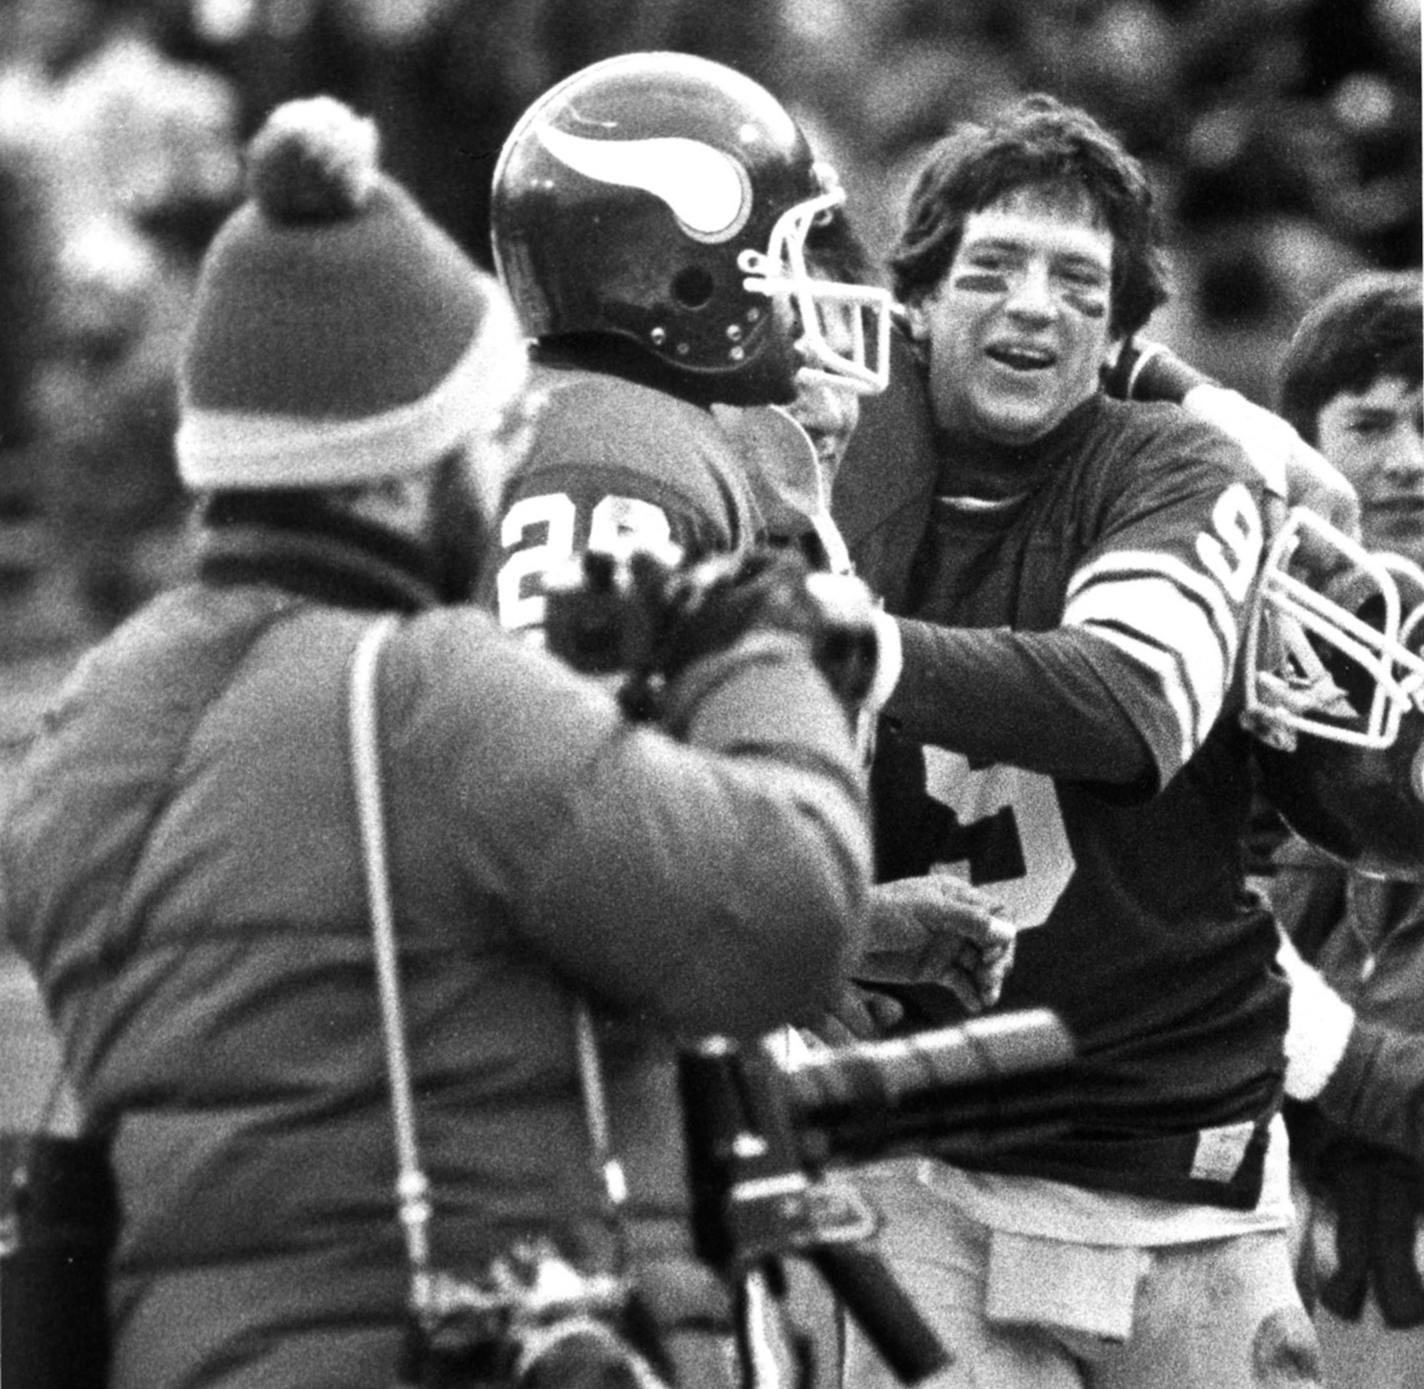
top-left (884, 618), bottom-right (1155, 786)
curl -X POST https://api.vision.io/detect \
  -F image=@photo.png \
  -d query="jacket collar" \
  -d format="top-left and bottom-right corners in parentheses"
top-left (195, 493), bottom-right (441, 614)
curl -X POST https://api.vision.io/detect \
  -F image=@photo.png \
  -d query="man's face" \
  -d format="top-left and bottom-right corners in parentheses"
top-left (788, 293), bottom-right (864, 486)
top-left (1316, 374), bottom-right (1424, 567)
top-left (912, 187), bottom-right (1119, 448)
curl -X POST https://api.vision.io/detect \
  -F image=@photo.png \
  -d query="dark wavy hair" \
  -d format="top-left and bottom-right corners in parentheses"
top-left (889, 93), bottom-right (1170, 342)
top-left (1276, 271), bottom-right (1422, 445)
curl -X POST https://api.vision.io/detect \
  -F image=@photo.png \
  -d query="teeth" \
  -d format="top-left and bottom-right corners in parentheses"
top-left (990, 345), bottom-right (1052, 368)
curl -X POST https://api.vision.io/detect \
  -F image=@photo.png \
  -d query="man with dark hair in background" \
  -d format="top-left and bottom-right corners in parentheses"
top-left (1264, 269), bottom-right (1424, 1389)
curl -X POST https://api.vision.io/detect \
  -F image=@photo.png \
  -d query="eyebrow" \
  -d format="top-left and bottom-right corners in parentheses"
top-left (1341, 405), bottom-right (1405, 424)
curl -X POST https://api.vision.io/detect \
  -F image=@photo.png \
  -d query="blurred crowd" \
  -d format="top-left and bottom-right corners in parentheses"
top-left (0, 0), bottom-right (1418, 659)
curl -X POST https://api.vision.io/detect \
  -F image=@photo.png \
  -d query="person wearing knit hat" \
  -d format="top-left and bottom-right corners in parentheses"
top-left (177, 95), bottom-right (525, 505)
top-left (1, 94), bottom-right (873, 1389)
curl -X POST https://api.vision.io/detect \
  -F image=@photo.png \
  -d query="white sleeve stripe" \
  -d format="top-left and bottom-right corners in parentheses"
top-left (1064, 574), bottom-right (1231, 714)
top-left (1066, 550), bottom-right (1237, 659)
top-left (1078, 625), bottom-right (1203, 767)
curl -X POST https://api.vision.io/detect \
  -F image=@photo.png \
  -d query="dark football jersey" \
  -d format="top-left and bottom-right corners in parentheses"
top-left (859, 392), bottom-right (1290, 1206)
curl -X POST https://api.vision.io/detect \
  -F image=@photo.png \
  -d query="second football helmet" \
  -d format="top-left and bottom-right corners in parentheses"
top-left (490, 51), bottom-right (891, 406)
top-left (1245, 507), bottom-right (1424, 879)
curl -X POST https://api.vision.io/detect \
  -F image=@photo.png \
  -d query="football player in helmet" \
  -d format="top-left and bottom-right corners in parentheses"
top-left (480, 50), bottom-right (893, 640)
top-left (478, 53), bottom-right (1017, 1389)
top-left (1254, 271), bottom-right (1424, 1389)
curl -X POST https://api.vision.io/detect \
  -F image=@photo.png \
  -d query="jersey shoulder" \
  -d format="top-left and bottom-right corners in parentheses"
top-left (1086, 396), bottom-right (1264, 499)
top-left (512, 361), bottom-right (759, 538)
top-left (483, 362), bottom-right (761, 631)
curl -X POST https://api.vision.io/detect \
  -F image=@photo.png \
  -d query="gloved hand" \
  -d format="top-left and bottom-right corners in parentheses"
top-left (651, 547), bottom-right (822, 677)
top-left (654, 548), bottom-right (879, 702)
top-left (545, 544), bottom-right (881, 721)
top-left (857, 875), bottom-right (1017, 1015)
top-left (820, 980), bottom-right (908, 1043)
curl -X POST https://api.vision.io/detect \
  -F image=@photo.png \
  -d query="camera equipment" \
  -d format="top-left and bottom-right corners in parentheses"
top-left (395, 1237), bottom-right (668, 1389)
top-left (1, 1131), bottom-right (117, 1389)
top-left (680, 1009), bottom-right (1077, 1386)
top-left (352, 621), bottom-right (672, 1389)
top-left (543, 544), bottom-right (879, 720)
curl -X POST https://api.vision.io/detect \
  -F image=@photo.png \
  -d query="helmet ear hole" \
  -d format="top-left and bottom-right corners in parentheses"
top-left (671, 266), bottom-right (716, 309)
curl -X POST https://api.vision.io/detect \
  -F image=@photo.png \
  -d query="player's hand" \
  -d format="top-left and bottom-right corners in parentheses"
top-left (855, 875), bottom-right (1017, 1014)
top-left (657, 548), bottom-right (880, 710)
top-left (1182, 384), bottom-right (1361, 582)
top-left (820, 981), bottom-right (907, 1043)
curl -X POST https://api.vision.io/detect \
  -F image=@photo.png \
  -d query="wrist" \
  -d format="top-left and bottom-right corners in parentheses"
top-left (1111, 340), bottom-right (1216, 403)
top-left (1279, 932), bottom-right (1357, 1101)
top-left (867, 607), bottom-right (903, 709)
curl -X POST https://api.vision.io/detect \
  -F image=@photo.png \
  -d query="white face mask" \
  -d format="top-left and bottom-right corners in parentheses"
top-left (739, 184), bottom-right (895, 398)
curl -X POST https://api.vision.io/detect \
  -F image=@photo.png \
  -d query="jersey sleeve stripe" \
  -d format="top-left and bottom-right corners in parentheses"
top-left (1066, 550), bottom-right (1239, 669)
top-left (1063, 574), bottom-right (1229, 736)
top-left (1075, 625), bottom-right (1199, 770)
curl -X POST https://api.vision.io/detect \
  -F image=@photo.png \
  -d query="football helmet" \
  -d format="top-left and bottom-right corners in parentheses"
top-left (490, 51), bottom-right (891, 406)
top-left (1245, 507), bottom-right (1424, 879)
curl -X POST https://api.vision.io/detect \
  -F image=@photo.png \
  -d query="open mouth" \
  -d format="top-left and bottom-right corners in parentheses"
top-left (986, 343), bottom-right (1055, 372)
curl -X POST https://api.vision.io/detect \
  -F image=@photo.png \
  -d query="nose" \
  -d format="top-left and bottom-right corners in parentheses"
top-left (1003, 261), bottom-right (1056, 321)
top-left (1381, 420), bottom-right (1424, 480)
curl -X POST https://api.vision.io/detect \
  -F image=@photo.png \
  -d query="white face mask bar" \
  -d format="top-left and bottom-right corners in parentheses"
top-left (738, 185), bottom-right (894, 396)
top-left (1244, 507), bottom-right (1424, 749)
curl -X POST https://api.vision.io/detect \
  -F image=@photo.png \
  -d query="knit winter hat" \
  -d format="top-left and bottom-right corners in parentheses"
top-left (176, 95), bottom-right (526, 490)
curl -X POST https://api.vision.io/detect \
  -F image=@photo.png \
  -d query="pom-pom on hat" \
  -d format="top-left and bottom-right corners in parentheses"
top-left (177, 95), bottom-right (526, 491)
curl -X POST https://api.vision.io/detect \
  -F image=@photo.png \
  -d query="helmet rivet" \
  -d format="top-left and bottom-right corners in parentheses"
top-left (650, 327), bottom-right (667, 346)
top-left (746, 307), bottom-right (762, 324)
top-left (729, 346), bottom-right (745, 362)
top-left (726, 324), bottom-right (743, 342)
top-left (676, 342), bottom-right (690, 356)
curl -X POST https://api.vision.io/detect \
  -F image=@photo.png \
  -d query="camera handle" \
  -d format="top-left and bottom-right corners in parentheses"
top-left (680, 1037), bottom-right (951, 1386)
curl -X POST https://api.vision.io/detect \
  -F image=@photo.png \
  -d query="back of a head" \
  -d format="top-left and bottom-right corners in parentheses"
top-left (889, 93), bottom-right (1169, 342)
top-left (1276, 270), bottom-right (1423, 446)
top-left (177, 95), bottom-right (526, 500)
top-left (490, 51), bottom-right (854, 407)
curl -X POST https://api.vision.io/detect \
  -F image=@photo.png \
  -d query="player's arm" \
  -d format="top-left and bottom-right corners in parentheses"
top-left (885, 423), bottom-right (1265, 792)
top-left (884, 621), bottom-right (1156, 785)
top-left (1279, 927), bottom-right (1424, 1161)
top-left (424, 611), bottom-right (871, 1039)
top-left (1108, 337), bottom-right (1361, 547)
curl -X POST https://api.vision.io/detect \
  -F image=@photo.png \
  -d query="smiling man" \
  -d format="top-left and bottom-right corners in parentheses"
top-left (840, 94), bottom-right (1323, 1387)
